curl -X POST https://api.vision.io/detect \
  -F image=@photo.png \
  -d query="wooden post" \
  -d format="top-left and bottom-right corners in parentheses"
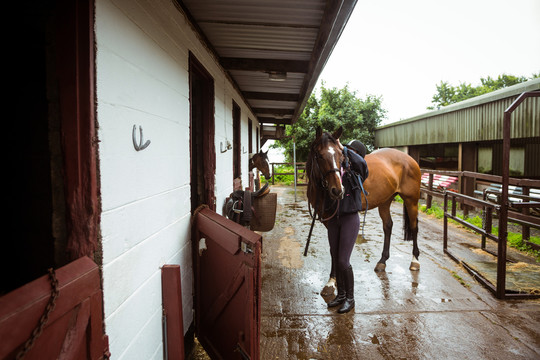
top-left (162, 265), bottom-right (185, 360)
top-left (426, 173), bottom-right (433, 209)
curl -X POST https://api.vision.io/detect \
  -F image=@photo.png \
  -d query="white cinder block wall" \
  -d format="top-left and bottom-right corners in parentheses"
top-left (96, 0), bottom-right (258, 358)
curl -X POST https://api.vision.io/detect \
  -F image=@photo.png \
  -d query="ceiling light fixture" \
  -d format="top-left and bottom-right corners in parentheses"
top-left (268, 71), bottom-right (287, 81)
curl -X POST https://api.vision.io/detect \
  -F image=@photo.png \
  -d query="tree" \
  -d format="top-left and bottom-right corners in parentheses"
top-left (428, 73), bottom-right (537, 110)
top-left (273, 83), bottom-right (386, 162)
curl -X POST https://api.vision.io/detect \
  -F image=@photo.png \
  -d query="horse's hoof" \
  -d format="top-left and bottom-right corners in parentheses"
top-left (321, 277), bottom-right (336, 296)
top-left (409, 257), bottom-right (420, 271)
top-left (374, 263), bottom-right (386, 272)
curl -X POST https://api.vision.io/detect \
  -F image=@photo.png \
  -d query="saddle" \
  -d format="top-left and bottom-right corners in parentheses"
top-left (225, 182), bottom-right (277, 231)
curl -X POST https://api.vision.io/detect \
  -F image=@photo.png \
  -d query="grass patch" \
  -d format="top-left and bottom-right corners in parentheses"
top-left (451, 271), bottom-right (470, 288)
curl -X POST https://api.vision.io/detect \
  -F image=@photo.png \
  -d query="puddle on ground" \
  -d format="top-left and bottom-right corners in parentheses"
top-left (285, 203), bottom-right (310, 214)
top-left (277, 226), bottom-right (303, 269)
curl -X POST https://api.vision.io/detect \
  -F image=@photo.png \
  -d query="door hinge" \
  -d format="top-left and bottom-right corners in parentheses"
top-left (234, 343), bottom-right (250, 360)
top-left (199, 238), bottom-right (207, 256)
top-left (241, 241), bottom-right (253, 254)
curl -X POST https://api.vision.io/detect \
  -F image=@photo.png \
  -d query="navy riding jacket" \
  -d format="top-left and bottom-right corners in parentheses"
top-left (339, 147), bottom-right (368, 214)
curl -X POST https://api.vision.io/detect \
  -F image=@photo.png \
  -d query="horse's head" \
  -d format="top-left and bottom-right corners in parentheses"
top-left (307, 126), bottom-right (344, 201)
top-left (250, 150), bottom-right (271, 179)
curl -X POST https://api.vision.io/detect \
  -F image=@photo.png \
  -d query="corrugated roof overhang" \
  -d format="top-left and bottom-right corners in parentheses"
top-left (177, 0), bottom-right (357, 139)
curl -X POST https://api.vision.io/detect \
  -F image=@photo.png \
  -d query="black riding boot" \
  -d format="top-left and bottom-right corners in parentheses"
top-left (327, 270), bottom-right (345, 308)
top-left (338, 265), bottom-right (355, 314)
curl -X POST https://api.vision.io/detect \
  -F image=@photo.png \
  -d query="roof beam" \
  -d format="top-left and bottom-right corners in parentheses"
top-left (243, 91), bottom-right (299, 102)
top-left (220, 58), bottom-right (309, 73)
top-left (252, 108), bottom-right (294, 115)
top-left (258, 117), bottom-right (292, 125)
top-left (293, 0), bottom-right (357, 123)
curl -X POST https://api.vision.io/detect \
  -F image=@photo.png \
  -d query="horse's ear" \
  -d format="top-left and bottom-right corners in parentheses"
top-left (316, 126), bottom-right (322, 139)
top-left (332, 126), bottom-right (343, 140)
top-left (264, 149), bottom-right (268, 155)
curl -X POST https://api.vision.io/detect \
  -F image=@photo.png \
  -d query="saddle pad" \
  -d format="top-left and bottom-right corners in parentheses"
top-left (249, 193), bottom-right (277, 232)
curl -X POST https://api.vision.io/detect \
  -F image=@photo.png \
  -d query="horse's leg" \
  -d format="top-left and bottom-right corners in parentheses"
top-left (403, 196), bottom-right (420, 271)
top-left (321, 220), bottom-right (336, 295)
top-left (375, 199), bottom-right (393, 272)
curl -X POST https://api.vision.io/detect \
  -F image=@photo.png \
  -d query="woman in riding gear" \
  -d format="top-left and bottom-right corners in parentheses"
top-left (326, 140), bottom-right (368, 313)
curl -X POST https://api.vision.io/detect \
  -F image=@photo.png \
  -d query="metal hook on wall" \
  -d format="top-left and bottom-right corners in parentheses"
top-left (220, 140), bottom-right (232, 153)
top-left (132, 125), bottom-right (151, 151)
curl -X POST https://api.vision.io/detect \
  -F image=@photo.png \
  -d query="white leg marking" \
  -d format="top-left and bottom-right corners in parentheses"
top-left (410, 256), bottom-right (420, 271)
top-left (321, 277), bottom-right (336, 295)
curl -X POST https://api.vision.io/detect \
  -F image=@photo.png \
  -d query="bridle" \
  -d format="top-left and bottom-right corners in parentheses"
top-left (307, 140), bottom-right (343, 222)
top-left (304, 138), bottom-right (342, 256)
top-left (313, 152), bottom-right (341, 190)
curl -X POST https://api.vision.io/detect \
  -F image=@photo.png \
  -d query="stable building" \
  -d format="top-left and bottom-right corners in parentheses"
top-left (375, 79), bottom-right (540, 182)
top-left (1, 1), bottom-right (357, 359)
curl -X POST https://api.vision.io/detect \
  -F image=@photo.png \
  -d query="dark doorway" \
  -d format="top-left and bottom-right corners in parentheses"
top-left (4, 0), bottom-right (97, 294)
top-left (190, 54), bottom-right (216, 212)
top-left (248, 118), bottom-right (253, 154)
top-left (233, 102), bottom-right (241, 183)
top-left (5, 2), bottom-right (55, 294)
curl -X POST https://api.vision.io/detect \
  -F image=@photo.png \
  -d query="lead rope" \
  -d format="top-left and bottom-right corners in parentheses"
top-left (16, 268), bottom-right (59, 360)
top-left (358, 174), bottom-right (369, 237)
top-left (345, 146), bottom-right (369, 237)
top-left (304, 145), bottom-right (342, 256)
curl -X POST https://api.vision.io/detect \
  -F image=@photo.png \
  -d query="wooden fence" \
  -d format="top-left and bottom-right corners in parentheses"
top-left (270, 162), bottom-right (307, 186)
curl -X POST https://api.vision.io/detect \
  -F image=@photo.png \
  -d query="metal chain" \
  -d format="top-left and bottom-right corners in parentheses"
top-left (16, 268), bottom-right (60, 360)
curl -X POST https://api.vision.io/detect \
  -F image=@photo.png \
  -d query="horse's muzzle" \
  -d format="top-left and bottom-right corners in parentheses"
top-left (330, 186), bottom-right (344, 200)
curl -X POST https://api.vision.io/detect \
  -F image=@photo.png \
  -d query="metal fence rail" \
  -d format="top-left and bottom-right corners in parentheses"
top-left (437, 91), bottom-right (540, 299)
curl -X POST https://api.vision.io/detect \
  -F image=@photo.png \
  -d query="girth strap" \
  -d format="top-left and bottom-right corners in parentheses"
top-left (242, 190), bottom-right (253, 223)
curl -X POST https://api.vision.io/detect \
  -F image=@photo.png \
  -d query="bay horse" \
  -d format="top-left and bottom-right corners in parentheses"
top-left (249, 150), bottom-right (271, 179)
top-left (306, 126), bottom-right (421, 291)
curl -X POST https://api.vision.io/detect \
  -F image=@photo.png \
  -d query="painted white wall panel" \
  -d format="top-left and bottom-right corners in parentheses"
top-left (102, 214), bottom-right (190, 314)
top-left (97, 103), bottom-right (190, 210)
top-left (105, 272), bottom-right (162, 358)
top-left (96, 0), bottom-right (257, 358)
top-left (100, 186), bottom-right (190, 265)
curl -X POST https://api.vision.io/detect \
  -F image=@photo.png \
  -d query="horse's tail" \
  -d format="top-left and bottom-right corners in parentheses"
top-left (402, 203), bottom-right (417, 241)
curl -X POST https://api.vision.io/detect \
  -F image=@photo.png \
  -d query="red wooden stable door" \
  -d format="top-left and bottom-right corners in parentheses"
top-left (192, 208), bottom-right (262, 360)
top-left (0, 257), bottom-right (109, 360)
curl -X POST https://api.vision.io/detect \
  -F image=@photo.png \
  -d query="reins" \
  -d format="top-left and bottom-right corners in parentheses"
top-left (304, 140), bottom-right (341, 256)
top-left (308, 151), bottom-right (341, 221)
top-left (304, 142), bottom-right (370, 256)
top-left (343, 146), bottom-right (369, 237)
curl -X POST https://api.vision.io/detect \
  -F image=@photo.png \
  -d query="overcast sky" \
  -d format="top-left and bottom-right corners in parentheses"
top-left (317, 0), bottom-right (540, 125)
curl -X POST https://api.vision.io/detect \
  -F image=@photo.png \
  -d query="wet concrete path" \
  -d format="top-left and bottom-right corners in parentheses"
top-left (259, 186), bottom-right (540, 359)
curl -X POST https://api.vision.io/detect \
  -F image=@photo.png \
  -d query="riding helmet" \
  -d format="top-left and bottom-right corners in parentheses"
top-left (347, 140), bottom-right (366, 157)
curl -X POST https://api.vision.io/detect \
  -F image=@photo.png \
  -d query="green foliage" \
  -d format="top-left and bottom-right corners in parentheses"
top-left (272, 82), bottom-right (386, 162)
top-left (428, 73), bottom-right (538, 110)
top-left (425, 205), bottom-right (445, 219)
top-left (271, 164), bottom-right (295, 185)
